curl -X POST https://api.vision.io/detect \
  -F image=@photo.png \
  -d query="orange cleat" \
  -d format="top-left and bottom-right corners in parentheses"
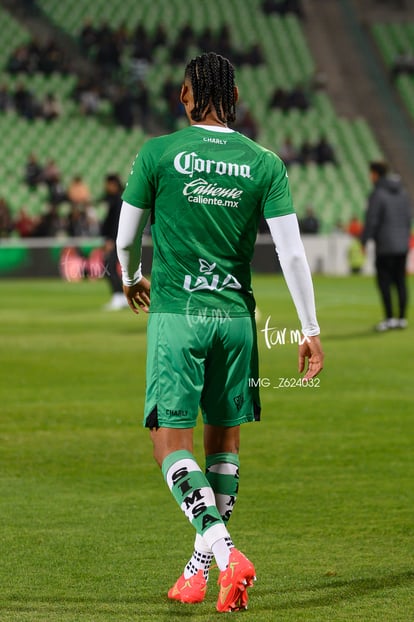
top-left (168, 569), bottom-right (207, 604)
top-left (216, 548), bottom-right (256, 612)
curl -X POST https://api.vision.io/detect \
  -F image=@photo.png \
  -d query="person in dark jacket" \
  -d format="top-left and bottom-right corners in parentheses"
top-left (362, 161), bottom-right (412, 331)
top-left (101, 173), bottom-right (128, 310)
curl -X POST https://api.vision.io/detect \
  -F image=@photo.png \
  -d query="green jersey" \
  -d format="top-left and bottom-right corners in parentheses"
top-left (122, 125), bottom-right (294, 317)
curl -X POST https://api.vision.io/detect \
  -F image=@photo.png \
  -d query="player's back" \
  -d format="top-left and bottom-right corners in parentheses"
top-left (124, 125), bottom-right (292, 316)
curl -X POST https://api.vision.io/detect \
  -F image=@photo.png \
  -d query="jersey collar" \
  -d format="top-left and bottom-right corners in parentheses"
top-left (192, 124), bottom-right (234, 133)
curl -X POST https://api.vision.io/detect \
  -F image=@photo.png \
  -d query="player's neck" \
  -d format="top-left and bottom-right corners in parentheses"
top-left (189, 107), bottom-right (227, 128)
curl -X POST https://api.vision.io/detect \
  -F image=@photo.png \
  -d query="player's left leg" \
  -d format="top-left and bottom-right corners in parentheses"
top-left (173, 316), bottom-right (259, 610)
top-left (178, 425), bottom-right (241, 588)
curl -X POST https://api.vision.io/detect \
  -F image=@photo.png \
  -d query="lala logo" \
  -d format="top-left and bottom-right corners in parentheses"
top-left (183, 258), bottom-right (242, 293)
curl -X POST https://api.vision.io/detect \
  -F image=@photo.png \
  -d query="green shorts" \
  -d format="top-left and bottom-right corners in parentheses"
top-left (144, 313), bottom-right (261, 429)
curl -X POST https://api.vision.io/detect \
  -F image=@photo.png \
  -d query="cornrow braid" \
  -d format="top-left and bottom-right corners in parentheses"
top-left (184, 52), bottom-right (237, 124)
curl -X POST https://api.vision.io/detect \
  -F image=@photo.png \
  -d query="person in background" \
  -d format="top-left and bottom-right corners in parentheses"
top-left (0, 197), bottom-right (13, 237)
top-left (67, 175), bottom-right (91, 207)
top-left (299, 206), bottom-right (320, 234)
top-left (101, 173), bottom-right (128, 310)
top-left (41, 92), bottom-right (61, 121)
top-left (24, 153), bottom-right (43, 189)
top-left (279, 136), bottom-right (299, 166)
top-left (14, 207), bottom-right (35, 237)
top-left (362, 161), bottom-right (412, 331)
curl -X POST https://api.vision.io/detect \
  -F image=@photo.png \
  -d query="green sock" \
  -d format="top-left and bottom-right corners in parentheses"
top-left (162, 450), bottom-right (230, 549)
top-left (206, 452), bottom-right (240, 524)
top-left (183, 453), bottom-right (240, 579)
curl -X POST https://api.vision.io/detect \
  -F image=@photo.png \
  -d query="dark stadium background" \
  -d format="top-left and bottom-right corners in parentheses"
top-left (0, 0), bottom-right (413, 278)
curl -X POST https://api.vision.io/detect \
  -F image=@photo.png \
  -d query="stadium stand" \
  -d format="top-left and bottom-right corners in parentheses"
top-left (371, 22), bottom-right (414, 121)
top-left (0, 0), bottom-right (383, 235)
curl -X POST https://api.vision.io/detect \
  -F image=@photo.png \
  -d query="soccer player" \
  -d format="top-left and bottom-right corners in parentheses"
top-left (116, 52), bottom-right (324, 612)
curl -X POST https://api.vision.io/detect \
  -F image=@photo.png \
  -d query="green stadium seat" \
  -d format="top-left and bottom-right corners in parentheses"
top-left (0, 0), bottom-right (384, 230)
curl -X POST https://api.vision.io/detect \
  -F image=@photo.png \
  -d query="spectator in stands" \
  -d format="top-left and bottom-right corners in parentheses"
top-left (0, 197), bottom-right (13, 237)
top-left (78, 81), bottom-right (101, 116)
top-left (299, 206), bottom-right (320, 234)
top-left (41, 93), bottom-right (61, 121)
top-left (279, 136), bottom-right (299, 166)
top-left (213, 25), bottom-right (231, 58)
top-left (232, 101), bottom-right (258, 139)
top-left (135, 80), bottom-right (150, 130)
top-left (113, 86), bottom-right (135, 130)
top-left (42, 159), bottom-right (61, 187)
top-left (6, 44), bottom-right (33, 74)
top-left (298, 139), bottom-right (315, 165)
top-left (169, 23), bottom-right (197, 63)
top-left (14, 207), bottom-right (35, 237)
top-left (390, 48), bottom-right (414, 80)
top-left (101, 173), bottom-right (128, 310)
top-left (24, 153), bottom-right (43, 188)
top-left (131, 25), bottom-right (153, 63)
top-left (7, 38), bottom-right (68, 76)
top-left (67, 175), bottom-right (91, 207)
top-left (48, 175), bottom-right (67, 205)
top-left (152, 24), bottom-right (168, 48)
top-left (32, 203), bottom-right (63, 237)
top-left (270, 85), bottom-right (310, 112)
top-left (314, 136), bottom-right (336, 165)
top-left (95, 26), bottom-right (121, 77)
top-left (114, 21), bottom-right (130, 52)
top-left (361, 160), bottom-right (412, 331)
top-left (38, 40), bottom-right (67, 74)
top-left (80, 18), bottom-right (98, 54)
top-left (295, 137), bottom-right (336, 167)
top-left (67, 204), bottom-right (100, 237)
top-left (42, 159), bottom-right (66, 205)
top-left (85, 204), bottom-right (101, 236)
top-left (67, 205), bottom-right (91, 237)
top-left (25, 39), bottom-right (42, 72)
top-left (269, 87), bottom-right (289, 111)
top-left (262, 0), bottom-right (304, 18)
top-left (287, 84), bottom-right (310, 111)
top-left (0, 83), bottom-right (12, 112)
top-left (199, 27), bottom-right (217, 56)
top-left (240, 43), bottom-right (264, 66)
top-left (14, 82), bottom-right (39, 120)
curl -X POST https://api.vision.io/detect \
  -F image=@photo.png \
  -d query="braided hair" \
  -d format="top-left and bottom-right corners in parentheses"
top-left (184, 52), bottom-right (237, 124)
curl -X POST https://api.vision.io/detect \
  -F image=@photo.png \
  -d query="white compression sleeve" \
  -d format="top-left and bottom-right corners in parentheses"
top-left (266, 213), bottom-right (320, 336)
top-left (116, 201), bottom-right (150, 286)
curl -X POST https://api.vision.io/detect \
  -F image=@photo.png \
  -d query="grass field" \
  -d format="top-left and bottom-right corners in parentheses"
top-left (1, 275), bottom-right (413, 622)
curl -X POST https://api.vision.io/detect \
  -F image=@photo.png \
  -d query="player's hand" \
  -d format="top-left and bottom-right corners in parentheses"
top-left (123, 277), bottom-right (151, 314)
top-left (298, 334), bottom-right (324, 380)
